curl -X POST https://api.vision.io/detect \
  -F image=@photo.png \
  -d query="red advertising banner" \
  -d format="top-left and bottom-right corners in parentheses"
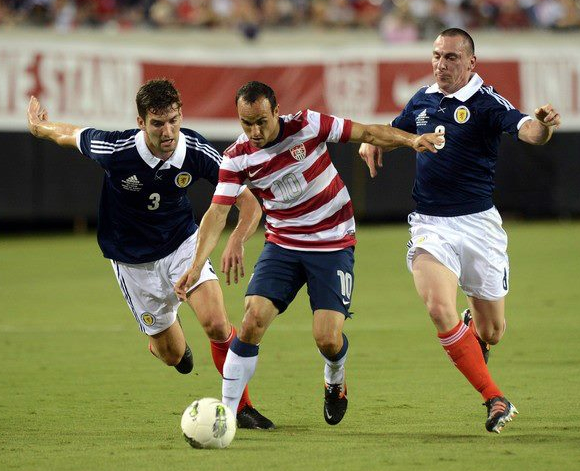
top-left (0, 40), bottom-right (577, 136)
top-left (143, 60), bottom-right (521, 119)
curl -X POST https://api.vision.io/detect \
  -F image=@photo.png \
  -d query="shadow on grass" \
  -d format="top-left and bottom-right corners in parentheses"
top-left (343, 431), bottom-right (580, 445)
top-left (235, 424), bottom-right (312, 440)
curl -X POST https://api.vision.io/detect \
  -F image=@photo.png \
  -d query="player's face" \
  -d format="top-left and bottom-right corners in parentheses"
top-left (138, 104), bottom-right (182, 160)
top-left (237, 97), bottom-right (280, 148)
top-left (432, 35), bottom-right (476, 95)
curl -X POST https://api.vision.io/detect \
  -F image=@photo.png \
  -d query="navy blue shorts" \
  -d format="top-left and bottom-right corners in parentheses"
top-left (246, 243), bottom-right (355, 316)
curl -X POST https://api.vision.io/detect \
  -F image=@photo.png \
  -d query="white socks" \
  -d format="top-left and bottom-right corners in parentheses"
top-left (322, 352), bottom-right (347, 385)
top-left (222, 348), bottom-right (258, 414)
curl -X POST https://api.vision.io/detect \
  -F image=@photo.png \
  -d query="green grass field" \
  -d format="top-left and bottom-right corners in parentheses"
top-left (1, 222), bottom-right (579, 471)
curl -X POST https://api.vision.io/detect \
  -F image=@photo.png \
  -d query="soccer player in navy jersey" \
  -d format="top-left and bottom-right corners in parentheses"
top-left (175, 81), bottom-right (444, 425)
top-left (26, 79), bottom-right (274, 429)
top-left (359, 28), bottom-right (561, 433)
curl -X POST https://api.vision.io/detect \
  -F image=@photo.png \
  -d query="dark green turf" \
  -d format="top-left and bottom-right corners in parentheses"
top-left (1, 222), bottom-right (579, 470)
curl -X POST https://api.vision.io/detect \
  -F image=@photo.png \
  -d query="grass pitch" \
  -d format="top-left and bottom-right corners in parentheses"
top-left (1, 222), bottom-right (579, 471)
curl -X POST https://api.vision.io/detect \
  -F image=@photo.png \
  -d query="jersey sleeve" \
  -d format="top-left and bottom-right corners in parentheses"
top-left (309, 110), bottom-right (352, 143)
top-left (212, 154), bottom-right (246, 206)
top-left (391, 99), bottom-right (418, 133)
top-left (76, 128), bottom-right (131, 169)
top-left (185, 132), bottom-right (223, 186)
top-left (483, 87), bottom-right (531, 138)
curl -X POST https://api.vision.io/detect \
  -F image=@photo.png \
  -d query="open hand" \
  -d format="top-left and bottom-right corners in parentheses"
top-left (221, 238), bottom-right (245, 285)
top-left (27, 96), bottom-right (48, 135)
top-left (535, 104), bottom-right (560, 128)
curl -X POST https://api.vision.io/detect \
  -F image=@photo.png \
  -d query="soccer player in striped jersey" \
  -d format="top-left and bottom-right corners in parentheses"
top-left (359, 28), bottom-right (561, 433)
top-left (175, 80), bottom-right (444, 425)
top-left (26, 79), bottom-right (274, 429)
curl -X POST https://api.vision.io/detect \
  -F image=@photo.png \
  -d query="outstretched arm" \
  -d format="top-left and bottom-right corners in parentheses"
top-left (351, 122), bottom-right (444, 177)
top-left (174, 202), bottom-right (232, 300)
top-left (222, 188), bottom-right (263, 285)
top-left (27, 96), bottom-right (81, 147)
top-left (518, 104), bottom-right (560, 145)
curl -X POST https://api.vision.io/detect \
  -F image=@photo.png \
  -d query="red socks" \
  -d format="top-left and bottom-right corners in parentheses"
top-left (210, 325), bottom-right (252, 412)
top-left (438, 321), bottom-right (502, 401)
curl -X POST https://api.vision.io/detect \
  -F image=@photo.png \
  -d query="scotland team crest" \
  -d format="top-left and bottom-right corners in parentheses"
top-left (454, 106), bottom-right (471, 124)
top-left (290, 144), bottom-right (307, 161)
top-left (175, 172), bottom-right (192, 188)
top-left (141, 313), bottom-right (156, 326)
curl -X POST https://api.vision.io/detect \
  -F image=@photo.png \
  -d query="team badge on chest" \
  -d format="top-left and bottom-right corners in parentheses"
top-left (175, 172), bottom-right (192, 188)
top-left (454, 106), bottom-right (471, 124)
top-left (290, 143), bottom-right (307, 161)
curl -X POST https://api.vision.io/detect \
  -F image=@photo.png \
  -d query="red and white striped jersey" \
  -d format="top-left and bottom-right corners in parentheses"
top-left (213, 109), bottom-right (355, 251)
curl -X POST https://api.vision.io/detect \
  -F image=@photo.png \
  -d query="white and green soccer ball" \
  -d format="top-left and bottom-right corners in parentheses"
top-left (181, 398), bottom-right (236, 449)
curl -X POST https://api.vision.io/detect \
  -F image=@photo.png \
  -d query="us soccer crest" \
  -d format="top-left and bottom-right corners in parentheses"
top-left (175, 172), bottom-right (192, 188)
top-left (454, 106), bottom-right (471, 124)
top-left (290, 144), bottom-right (307, 161)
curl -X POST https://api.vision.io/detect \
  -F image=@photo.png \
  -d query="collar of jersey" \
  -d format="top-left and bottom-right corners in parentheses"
top-left (135, 130), bottom-right (186, 169)
top-left (425, 73), bottom-right (483, 102)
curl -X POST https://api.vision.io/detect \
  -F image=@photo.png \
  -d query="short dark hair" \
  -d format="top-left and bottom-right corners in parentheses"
top-left (136, 79), bottom-right (182, 120)
top-left (235, 81), bottom-right (277, 112)
top-left (439, 28), bottom-right (475, 55)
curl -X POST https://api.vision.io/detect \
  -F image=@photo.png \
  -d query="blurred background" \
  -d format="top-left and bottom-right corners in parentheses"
top-left (2, 0), bottom-right (580, 36)
top-left (1, 0), bottom-right (579, 233)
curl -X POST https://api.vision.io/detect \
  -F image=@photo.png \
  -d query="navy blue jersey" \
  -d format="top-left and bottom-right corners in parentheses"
top-left (392, 73), bottom-right (531, 216)
top-left (77, 127), bottom-right (221, 263)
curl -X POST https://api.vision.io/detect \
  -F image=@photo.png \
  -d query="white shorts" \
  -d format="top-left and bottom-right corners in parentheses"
top-left (406, 207), bottom-right (509, 301)
top-left (111, 232), bottom-right (218, 335)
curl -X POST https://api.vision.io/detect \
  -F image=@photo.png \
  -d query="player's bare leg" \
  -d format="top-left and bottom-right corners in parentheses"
top-left (188, 283), bottom-right (275, 429)
top-left (238, 295), bottom-right (278, 344)
top-left (186, 279), bottom-right (230, 341)
top-left (149, 320), bottom-right (193, 373)
top-left (412, 250), bottom-right (459, 332)
top-left (462, 297), bottom-right (506, 364)
top-left (412, 250), bottom-right (516, 432)
top-left (467, 296), bottom-right (506, 346)
top-left (313, 309), bottom-right (346, 358)
top-left (313, 309), bottom-right (349, 425)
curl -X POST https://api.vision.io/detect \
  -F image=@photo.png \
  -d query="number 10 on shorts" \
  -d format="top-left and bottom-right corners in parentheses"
top-left (337, 270), bottom-right (353, 301)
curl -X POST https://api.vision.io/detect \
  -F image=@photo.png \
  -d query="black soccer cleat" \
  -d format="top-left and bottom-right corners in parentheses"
top-left (462, 309), bottom-right (491, 364)
top-left (237, 405), bottom-right (275, 430)
top-left (324, 382), bottom-right (348, 425)
top-left (484, 396), bottom-right (518, 433)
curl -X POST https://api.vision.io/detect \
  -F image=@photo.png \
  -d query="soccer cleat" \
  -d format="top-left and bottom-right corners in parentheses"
top-left (462, 309), bottom-right (491, 364)
top-left (484, 396), bottom-right (518, 433)
top-left (237, 405), bottom-right (275, 430)
top-left (324, 382), bottom-right (348, 425)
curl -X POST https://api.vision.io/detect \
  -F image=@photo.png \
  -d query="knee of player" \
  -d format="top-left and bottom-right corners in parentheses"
top-left (425, 300), bottom-right (456, 324)
top-left (313, 331), bottom-right (342, 354)
top-left (199, 316), bottom-right (230, 341)
top-left (478, 324), bottom-right (504, 345)
top-left (241, 305), bottom-right (268, 333)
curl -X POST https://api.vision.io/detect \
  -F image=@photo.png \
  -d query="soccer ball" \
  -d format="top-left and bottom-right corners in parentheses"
top-left (181, 398), bottom-right (236, 449)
